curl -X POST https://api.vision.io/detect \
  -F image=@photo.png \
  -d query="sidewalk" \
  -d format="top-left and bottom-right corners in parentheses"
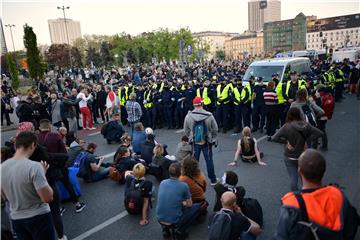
top-left (0, 113), bottom-right (18, 133)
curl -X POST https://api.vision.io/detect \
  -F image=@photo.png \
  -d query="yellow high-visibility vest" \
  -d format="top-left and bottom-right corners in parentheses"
top-left (275, 82), bottom-right (286, 104)
top-left (233, 87), bottom-right (241, 105)
top-left (285, 80), bottom-right (306, 97)
top-left (196, 87), bottom-right (211, 105)
top-left (118, 86), bottom-right (129, 106)
top-left (143, 90), bottom-right (153, 108)
top-left (216, 84), bottom-right (230, 105)
top-left (241, 83), bottom-right (252, 104)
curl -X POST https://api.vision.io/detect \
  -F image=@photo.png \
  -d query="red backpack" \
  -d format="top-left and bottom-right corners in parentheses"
top-left (322, 94), bottom-right (335, 120)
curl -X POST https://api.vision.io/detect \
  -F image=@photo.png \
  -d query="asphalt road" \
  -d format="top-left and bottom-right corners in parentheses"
top-left (1, 95), bottom-right (359, 240)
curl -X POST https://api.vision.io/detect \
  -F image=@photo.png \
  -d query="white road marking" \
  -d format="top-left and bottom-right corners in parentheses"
top-left (256, 135), bottom-right (269, 143)
top-left (72, 211), bottom-right (128, 240)
top-left (103, 152), bottom-right (116, 159)
top-left (175, 129), bottom-right (184, 133)
top-left (88, 131), bottom-right (101, 136)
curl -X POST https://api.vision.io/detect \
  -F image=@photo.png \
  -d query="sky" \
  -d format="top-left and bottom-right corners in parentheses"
top-left (2, 0), bottom-right (360, 51)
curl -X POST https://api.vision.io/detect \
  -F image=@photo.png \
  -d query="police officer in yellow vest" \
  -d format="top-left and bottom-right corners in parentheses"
top-left (284, 71), bottom-right (307, 104)
top-left (216, 78), bottom-right (232, 133)
top-left (332, 63), bottom-right (344, 102)
top-left (241, 77), bottom-right (254, 128)
top-left (143, 85), bottom-right (154, 128)
top-left (196, 80), bottom-right (213, 113)
top-left (118, 83), bottom-right (129, 125)
top-left (231, 78), bottom-right (244, 133)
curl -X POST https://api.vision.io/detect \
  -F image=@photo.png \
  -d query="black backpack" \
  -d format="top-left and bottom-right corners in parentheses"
top-left (124, 179), bottom-right (145, 215)
top-left (208, 209), bottom-right (232, 240)
top-left (301, 104), bottom-right (317, 127)
top-left (242, 198), bottom-right (263, 227)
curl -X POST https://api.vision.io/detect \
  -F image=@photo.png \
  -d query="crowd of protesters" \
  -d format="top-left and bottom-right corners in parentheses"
top-left (1, 57), bottom-right (360, 240)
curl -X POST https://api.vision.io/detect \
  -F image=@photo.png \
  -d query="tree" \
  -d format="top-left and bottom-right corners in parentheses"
top-left (46, 44), bottom-right (71, 68)
top-left (126, 48), bottom-right (136, 64)
top-left (86, 47), bottom-right (101, 66)
top-left (215, 50), bottom-right (225, 60)
top-left (5, 54), bottom-right (20, 90)
top-left (71, 47), bottom-right (83, 67)
top-left (23, 24), bottom-right (43, 79)
top-left (100, 42), bottom-right (114, 66)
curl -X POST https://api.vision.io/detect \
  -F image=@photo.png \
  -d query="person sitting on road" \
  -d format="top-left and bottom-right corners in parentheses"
top-left (157, 163), bottom-right (201, 239)
top-left (104, 113), bottom-right (125, 144)
top-left (229, 127), bottom-right (266, 166)
top-left (179, 157), bottom-right (208, 213)
top-left (132, 122), bottom-right (146, 155)
top-left (140, 133), bottom-right (156, 166)
top-left (273, 149), bottom-right (360, 239)
top-left (113, 146), bottom-right (139, 184)
top-left (209, 191), bottom-right (262, 240)
top-left (67, 137), bottom-right (86, 167)
top-left (149, 144), bottom-right (176, 180)
top-left (124, 163), bottom-right (153, 226)
top-left (175, 135), bottom-right (193, 162)
top-left (82, 142), bottom-right (110, 183)
top-left (213, 171), bottom-right (246, 212)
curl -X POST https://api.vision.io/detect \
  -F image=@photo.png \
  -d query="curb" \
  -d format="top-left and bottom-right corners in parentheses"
top-left (0, 126), bottom-right (17, 133)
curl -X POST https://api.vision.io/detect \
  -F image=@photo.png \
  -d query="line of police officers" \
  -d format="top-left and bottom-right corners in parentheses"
top-left (113, 62), bottom-right (343, 134)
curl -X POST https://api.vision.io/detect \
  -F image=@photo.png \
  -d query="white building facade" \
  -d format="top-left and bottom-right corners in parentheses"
top-left (48, 18), bottom-right (82, 45)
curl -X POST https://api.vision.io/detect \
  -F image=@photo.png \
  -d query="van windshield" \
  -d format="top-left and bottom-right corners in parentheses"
top-left (243, 66), bottom-right (284, 82)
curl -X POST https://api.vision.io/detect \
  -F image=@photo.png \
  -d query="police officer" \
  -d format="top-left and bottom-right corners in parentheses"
top-left (251, 77), bottom-right (266, 133)
top-left (231, 78), bottom-right (244, 133)
top-left (216, 78), bottom-right (232, 133)
top-left (241, 77), bottom-right (254, 128)
top-left (143, 85), bottom-right (154, 128)
top-left (161, 82), bottom-right (174, 129)
top-left (118, 83), bottom-right (129, 125)
top-left (196, 80), bottom-right (213, 113)
top-left (284, 71), bottom-right (307, 104)
top-left (332, 63), bottom-right (344, 102)
top-left (174, 82), bottom-right (186, 129)
top-left (136, 84), bottom-right (147, 127)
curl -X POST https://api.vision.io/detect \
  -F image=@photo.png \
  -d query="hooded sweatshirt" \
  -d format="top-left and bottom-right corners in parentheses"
top-left (183, 107), bottom-right (218, 144)
top-left (290, 100), bottom-right (325, 121)
top-left (271, 121), bottom-right (323, 159)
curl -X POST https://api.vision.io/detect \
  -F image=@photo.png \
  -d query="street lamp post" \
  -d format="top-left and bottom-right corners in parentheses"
top-left (5, 24), bottom-right (16, 53)
top-left (57, 6), bottom-right (73, 69)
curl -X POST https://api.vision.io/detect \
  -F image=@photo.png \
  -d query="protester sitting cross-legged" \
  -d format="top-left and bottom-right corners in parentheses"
top-left (175, 135), bottom-right (193, 162)
top-left (156, 162), bottom-right (201, 240)
top-left (149, 144), bottom-right (177, 181)
top-left (78, 142), bottom-right (110, 183)
top-left (103, 113), bottom-right (125, 144)
top-left (112, 145), bottom-right (139, 184)
top-left (179, 157), bottom-right (208, 215)
top-left (273, 149), bottom-right (360, 239)
top-left (1, 131), bottom-right (56, 240)
top-left (209, 191), bottom-right (262, 240)
top-left (124, 163), bottom-right (153, 226)
top-left (131, 122), bottom-right (146, 155)
top-left (229, 127), bottom-right (266, 166)
top-left (213, 171), bottom-right (246, 212)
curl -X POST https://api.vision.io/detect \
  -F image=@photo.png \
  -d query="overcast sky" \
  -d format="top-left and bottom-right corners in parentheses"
top-left (2, 0), bottom-right (359, 51)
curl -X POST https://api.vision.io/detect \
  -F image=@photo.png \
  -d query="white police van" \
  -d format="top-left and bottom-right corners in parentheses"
top-left (243, 57), bottom-right (311, 84)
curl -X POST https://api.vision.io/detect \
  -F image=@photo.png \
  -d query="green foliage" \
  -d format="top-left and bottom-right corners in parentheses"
top-left (23, 24), bottom-right (44, 79)
top-left (86, 47), bottom-right (101, 66)
top-left (46, 44), bottom-right (71, 68)
top-left (100, 42), bottom-right (114, 66)
top-left (71, 47), bottom-right (83, 67)
top-left (5, 54), bottom-right (20, 90)
top-left (215, 50), bottom-right (225, 60)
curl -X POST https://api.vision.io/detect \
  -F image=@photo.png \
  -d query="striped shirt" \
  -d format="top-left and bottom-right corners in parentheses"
top-left (263, 90), bottom-right (278, 105)
top-left (125, 100), bottom-right (142, 123)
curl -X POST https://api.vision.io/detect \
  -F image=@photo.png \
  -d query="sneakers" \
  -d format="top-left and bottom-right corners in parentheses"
top-left (75, 202), bottom-right (86, 213)
top-left (210, 178), bottom-right (219, 186)
top-left (86, 127), bottom-right (97, 130)
top-left (60, 207), bottom-right (66, 216)
top-left (59, 235), bottom-right (68, 240)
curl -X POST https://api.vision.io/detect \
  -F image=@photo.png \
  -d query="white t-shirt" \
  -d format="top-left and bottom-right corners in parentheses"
top-left (77, 92), bottom-right (91, 108)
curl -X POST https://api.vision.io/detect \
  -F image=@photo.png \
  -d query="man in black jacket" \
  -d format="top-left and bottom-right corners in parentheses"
top-left (62, 91), bottom-right (81, 134)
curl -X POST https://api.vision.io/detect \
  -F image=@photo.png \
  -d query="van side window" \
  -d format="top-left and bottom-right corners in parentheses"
top-left (284, 65), bottom-right (291, 81)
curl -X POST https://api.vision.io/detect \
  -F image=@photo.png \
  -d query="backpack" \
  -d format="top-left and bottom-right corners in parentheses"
top-left (124, 178), bottom-right (145, 215)
top-left (321, 94), bottom-right (335, 120)
top-left (301, 104), bottom-right (317, 127)
top-left (294, 192), bottom-right (344, 240)
top-left (208, 209), bottom-right (232, 240)
top-left (193, 118), bottom-right (208, 144)
top-left (101, 122), bottom-right (109, 136)
top-left (73, 152), bottom-right (89, 178)
top-left (241, 198), bottom-right (263, 227)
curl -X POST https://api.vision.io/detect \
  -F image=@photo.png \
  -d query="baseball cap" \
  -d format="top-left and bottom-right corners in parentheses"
top-left (193, 96), bottom-right (203, 106)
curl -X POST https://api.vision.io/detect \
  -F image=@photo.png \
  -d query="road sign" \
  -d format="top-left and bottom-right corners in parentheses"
top-left (260, 0), bottom-right (267, 9)
top-left (187, 45), bottom-right (192, 55)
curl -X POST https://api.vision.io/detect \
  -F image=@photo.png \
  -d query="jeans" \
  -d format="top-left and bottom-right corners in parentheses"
top-left (194, 143), bottom-right (216, 182)
top-left (67, 117), bottom-right (77, 133)
top-left (12, 212), bottom-right (55, 240)
top-left (129, 121), bottom-right (138, 139)
top-left (284, 158), bottom-right (299, 191)
top-left (176, 203), bottom-right (201, 233)
top-left (87, 167), bottom-right (110, 183)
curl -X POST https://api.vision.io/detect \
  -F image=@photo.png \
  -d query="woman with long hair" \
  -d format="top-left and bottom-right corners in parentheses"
top-left (271, 107), bottom-right (323, 191)
top-left (229, 127), bottom-right (266, 166)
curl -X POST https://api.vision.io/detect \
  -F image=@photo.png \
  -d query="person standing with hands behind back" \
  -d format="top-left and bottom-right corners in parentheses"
top-left (1, 132), bottom-right (55, 240)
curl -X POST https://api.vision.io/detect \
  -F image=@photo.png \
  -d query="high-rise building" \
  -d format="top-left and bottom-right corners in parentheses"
top-left (0, 18), bottom-right (7, 55)
top-left (248, 0), bottom-right (281, 32)
top-left (48, 18), bottom-right (81, 45)
top-left (263, 12), bottom-right (307, 54)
